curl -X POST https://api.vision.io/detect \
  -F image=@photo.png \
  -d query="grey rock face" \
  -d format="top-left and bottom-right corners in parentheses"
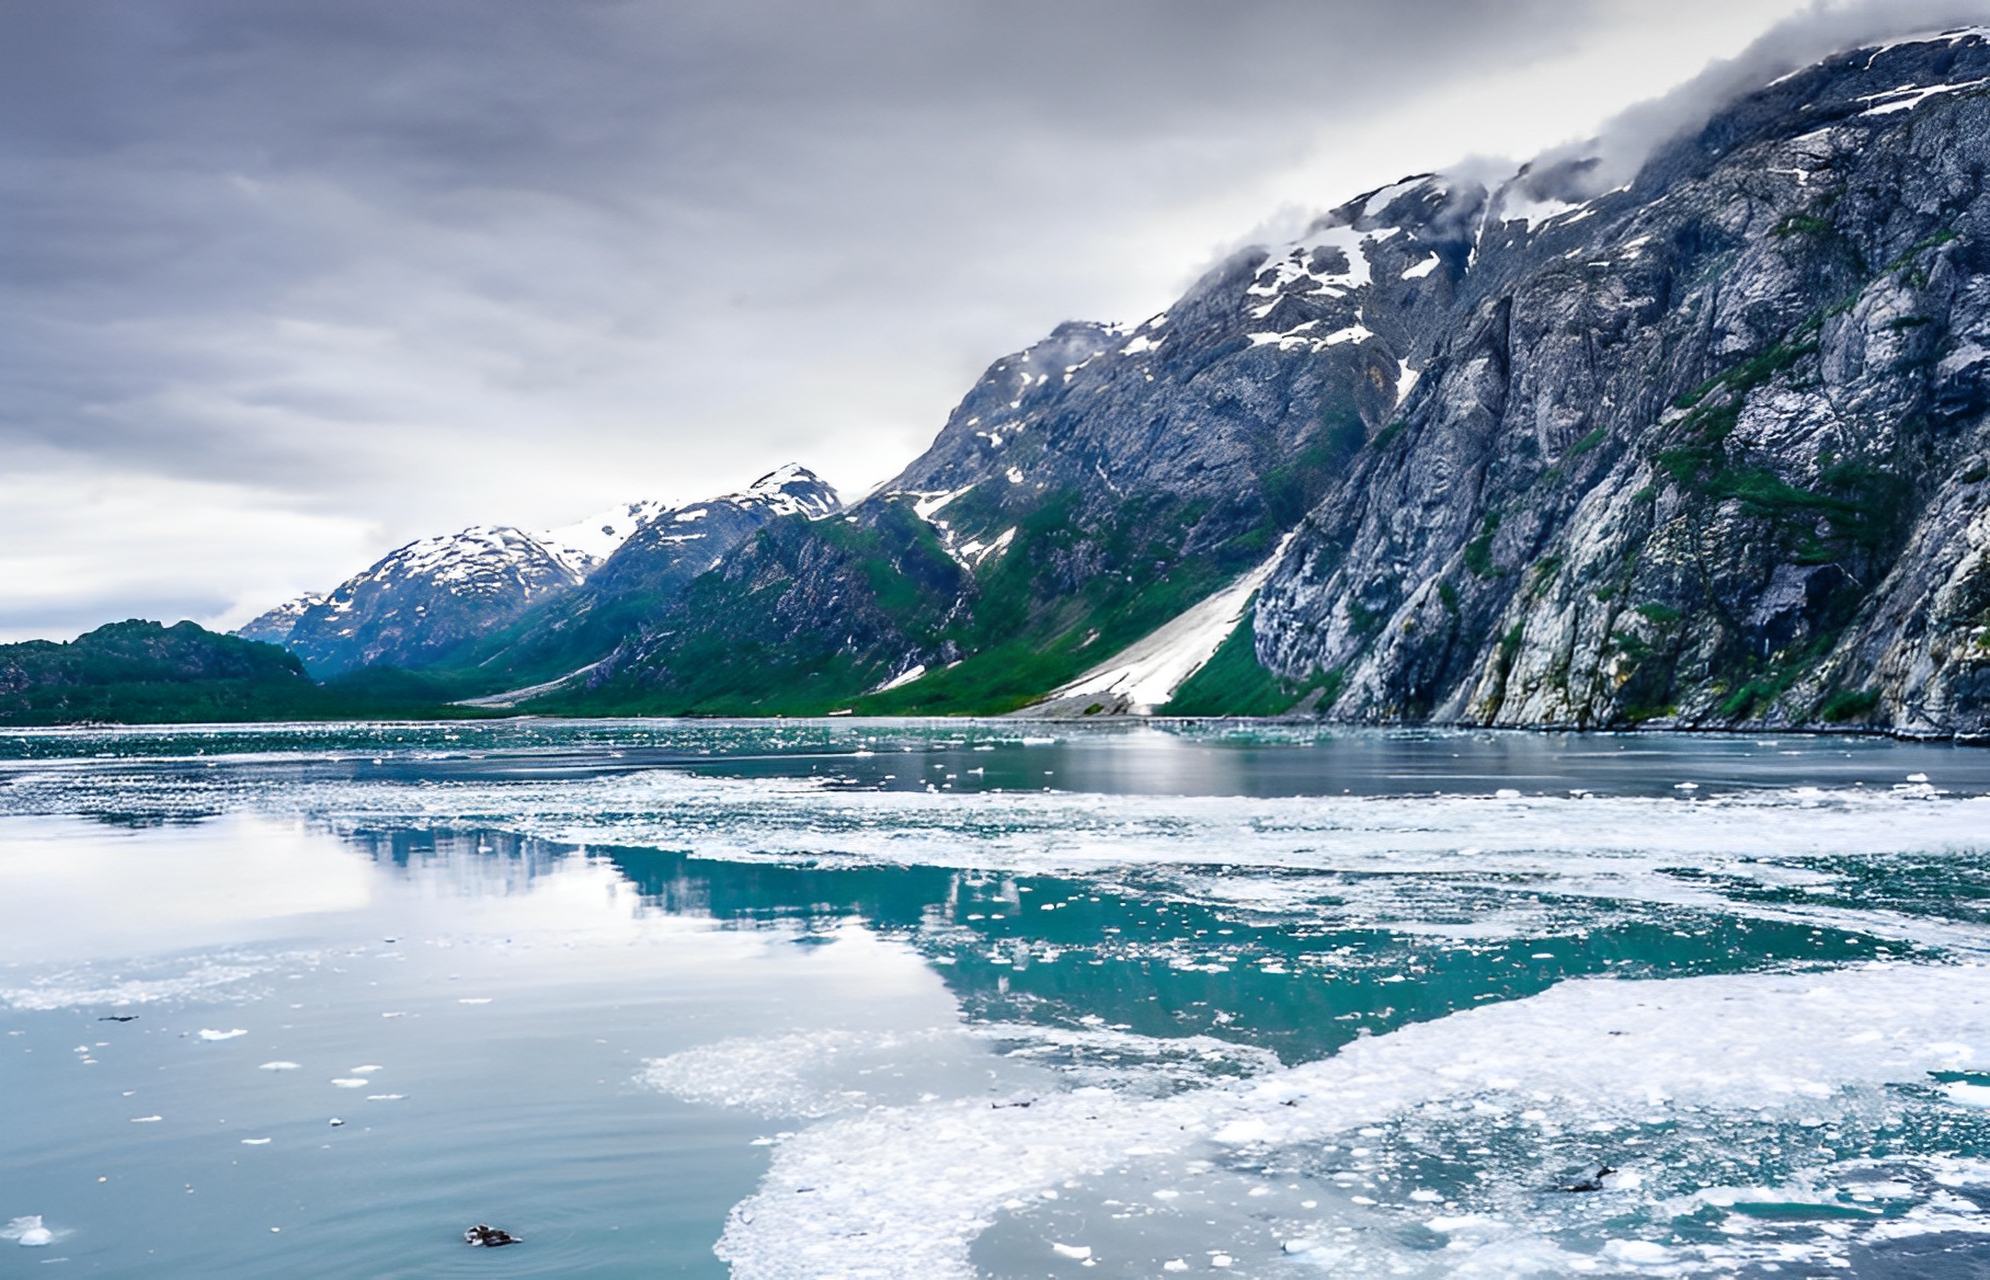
top-left (1253, 30), bottom-right (1990, 738)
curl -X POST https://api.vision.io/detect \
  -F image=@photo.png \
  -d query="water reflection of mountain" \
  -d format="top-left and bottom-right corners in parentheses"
top-left (342, 826), bottom-right (1889, 1066)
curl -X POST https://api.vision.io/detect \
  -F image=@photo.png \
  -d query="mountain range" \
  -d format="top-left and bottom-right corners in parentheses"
top-left (12, 28), bottom-right (1990, 737)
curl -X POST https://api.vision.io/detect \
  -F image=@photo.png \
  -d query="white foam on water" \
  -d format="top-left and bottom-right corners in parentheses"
top-left (691, 963), bottom-right (1990, 1279)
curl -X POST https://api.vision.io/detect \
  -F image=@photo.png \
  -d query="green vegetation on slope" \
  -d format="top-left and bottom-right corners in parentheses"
top-left (0, 620), bottom-right (487, 725)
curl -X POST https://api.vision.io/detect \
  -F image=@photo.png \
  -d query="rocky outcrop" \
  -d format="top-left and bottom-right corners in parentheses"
top-left (1252, 28), bottom-right (1990, 739)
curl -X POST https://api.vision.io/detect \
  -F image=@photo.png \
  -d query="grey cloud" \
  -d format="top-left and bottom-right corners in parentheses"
top-left (6, 0), bottom-right (1899, 637)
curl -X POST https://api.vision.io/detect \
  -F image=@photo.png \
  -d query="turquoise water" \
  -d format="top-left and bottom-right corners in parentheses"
top-left (2, 721), bottom-right (1989, 1277)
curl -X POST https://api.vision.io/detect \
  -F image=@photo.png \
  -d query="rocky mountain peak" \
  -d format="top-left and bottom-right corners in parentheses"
top-left (724, 464), bottom-right (842, 519)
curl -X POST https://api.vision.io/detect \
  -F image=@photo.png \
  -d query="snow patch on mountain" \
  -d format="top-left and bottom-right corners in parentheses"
top-left (1029, 532), bottom-right (1299, 716)
top-left (538, 499), bottom-right (674, 574)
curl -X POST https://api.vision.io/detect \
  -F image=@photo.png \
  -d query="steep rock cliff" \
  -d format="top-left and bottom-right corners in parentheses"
top-left (1253, 28), bottom-right (1990, 738)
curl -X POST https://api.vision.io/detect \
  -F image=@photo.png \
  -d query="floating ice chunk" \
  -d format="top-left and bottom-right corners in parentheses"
top-left (458, 998), bottom-right (493, 1005)
top-left (1494, 789), bottom-right (1521, 800)
top-left (1907, 773), bottom-right (1930, 783)
top-left (1163, 1262), bottom-right (1188, 1273)
top-left (1211, 1253), bottom-right (1233, 1267)
top-left (349, 1064), bottom-right (383, 1073)
top-left (241, 1138), bottom-right (271, 1145)
top-left (331, 1078), bottom-right (370, 1088)
top-left (1604, 1239), bottom-right (1670, 1266)
top-left (4, 1216), bottom-right (53, 1247)
top-left (258, 1062), bottom-right (299, 1071)
top-left (366, 1094), bottom-right (406, 1101)
top-left (129, 1115), bottom-right (162, 1123)
top-left (1944, 1081), bottom-right (1990, 1108)
top-left (1051, 1243), bottom-right (1092, 1259)
top-left (1213, 1119), bottom-right (1270, 1144)
top-left (198, 1029), bottom-right (247, 1041)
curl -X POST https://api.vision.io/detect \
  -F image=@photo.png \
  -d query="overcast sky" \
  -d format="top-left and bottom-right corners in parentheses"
top-left (3, 0), bottom-right (1982, 640)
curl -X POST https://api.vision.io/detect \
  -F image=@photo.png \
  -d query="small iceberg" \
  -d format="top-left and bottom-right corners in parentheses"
top-left (4, 1216), bottom-right (54, 1247)
top-left (258, 1061), bottom-right (300, 1071)
top-left (198, 1029), bottom-right (248, 1041)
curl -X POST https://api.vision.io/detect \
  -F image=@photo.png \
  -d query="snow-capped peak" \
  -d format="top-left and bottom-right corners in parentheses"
top-left (720, 464), bottom-right (841, 519)
top-left (536, 498), bottom-right (674, 575)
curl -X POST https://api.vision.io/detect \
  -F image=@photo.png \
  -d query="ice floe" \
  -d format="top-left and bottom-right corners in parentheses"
top-left (658, 964), bottom-right (1990, 1279)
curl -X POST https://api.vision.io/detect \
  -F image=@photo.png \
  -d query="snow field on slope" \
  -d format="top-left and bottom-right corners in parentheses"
top-left (1045, 533), bottom-right (1294, 712)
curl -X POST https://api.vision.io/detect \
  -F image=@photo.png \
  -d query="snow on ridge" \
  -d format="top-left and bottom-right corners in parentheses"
top-left (1360, 174), bottom-right (1435, 219)
top-left (374, 525), bottom-right (585, 594)
top-left (1246, 221), bottom-right (1375, 319)
top-left (718, 464), bottom-right (841, 519)
top-left (537, 498), bottom-right (674, 572)
top-left (1860, 25), bottom-right (1990, 68)
top-left (1401, 252), bottom-right (1440, 280)
top-left (1857, 75), bottom-right (1990, 116)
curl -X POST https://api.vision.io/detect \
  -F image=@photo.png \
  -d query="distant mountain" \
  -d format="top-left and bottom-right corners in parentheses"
top-left (236, 465), bottom-right (840, 684)
top-left (517, 26), bottom-right (1990, 738)
top-left (438, 465), bottom-right (843, 703)
top-left (237, 524), bottom-right (597, 677)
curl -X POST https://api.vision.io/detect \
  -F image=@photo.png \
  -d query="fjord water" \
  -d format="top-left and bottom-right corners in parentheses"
top-left (2, 722), bottom-right (1988, 1278)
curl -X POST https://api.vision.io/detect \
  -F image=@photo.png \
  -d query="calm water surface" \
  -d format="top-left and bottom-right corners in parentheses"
top-left (2, 720), bottom-right (1989, 1278)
